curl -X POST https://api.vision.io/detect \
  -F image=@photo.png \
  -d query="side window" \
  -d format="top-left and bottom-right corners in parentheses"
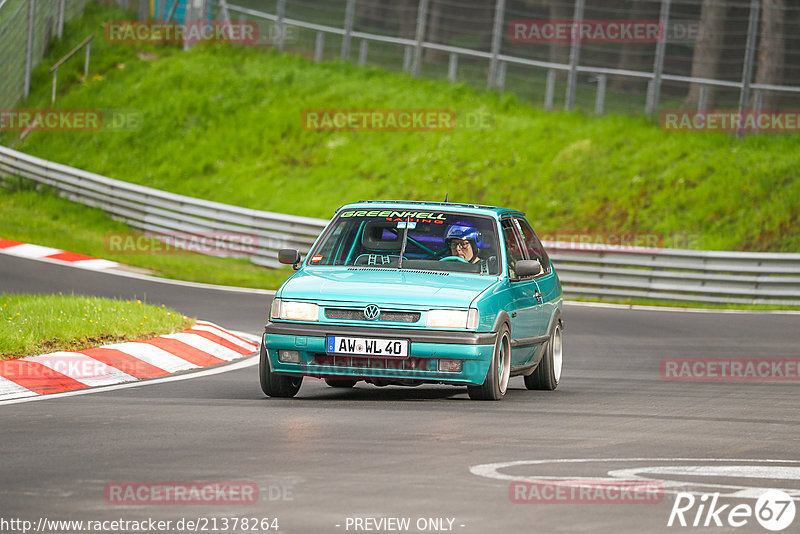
top-left (515, 217), bottom-right (551, 275)
top-left (312, 221), bottom-right (356, 265)
top-left (501, 219), bottom-right (525, 278)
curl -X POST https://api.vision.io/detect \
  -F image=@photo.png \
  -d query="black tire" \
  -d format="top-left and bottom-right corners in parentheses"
top-left (324, 378), bottom-right (357, 388)
top-left (259, 338), bottom-right (302, 398)
top-left (525, 321), bottom-right (562, 391)
top-left (468, 324), bottom-right (511, 401)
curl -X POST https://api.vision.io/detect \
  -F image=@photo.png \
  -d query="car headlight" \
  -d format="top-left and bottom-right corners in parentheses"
top-left (271, 298), bottom-right (319, 321)
top-left (426, 308), bottom-right (479, 329)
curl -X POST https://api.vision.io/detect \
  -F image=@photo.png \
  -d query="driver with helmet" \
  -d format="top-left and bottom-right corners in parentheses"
top-left (444, 224), bottom-right (482, 263)
top-left (442, 224), bottom-right (495, 276)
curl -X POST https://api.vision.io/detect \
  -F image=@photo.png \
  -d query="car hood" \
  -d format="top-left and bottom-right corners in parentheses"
top-left (279, 268), bottom-right (498, 308)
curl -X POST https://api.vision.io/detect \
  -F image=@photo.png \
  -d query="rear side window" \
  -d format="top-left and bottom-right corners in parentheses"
top-left (514, 217), bottom-right (551, 275)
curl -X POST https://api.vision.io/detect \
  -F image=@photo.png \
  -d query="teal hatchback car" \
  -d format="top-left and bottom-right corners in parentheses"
top-left (261, 200), bottom-right (563, 400)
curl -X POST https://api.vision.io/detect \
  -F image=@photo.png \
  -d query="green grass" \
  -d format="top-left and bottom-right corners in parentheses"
top-left (0, 186), bottom-right (294, 289)
top-left (0, 293), bottom-right (194, 359)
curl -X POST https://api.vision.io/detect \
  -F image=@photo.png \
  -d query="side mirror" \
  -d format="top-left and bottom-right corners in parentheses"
top-left (515, 259), bottom-right (542, 278)
top-left (278, 249), bottom-right (301, 270)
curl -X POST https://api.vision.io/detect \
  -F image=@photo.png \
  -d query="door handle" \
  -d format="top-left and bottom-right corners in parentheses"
top-left (534, 290), bottom-right (543, 303)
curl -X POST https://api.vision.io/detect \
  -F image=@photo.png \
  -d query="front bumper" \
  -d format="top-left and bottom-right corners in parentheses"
top-left (263, 321), bottom-right (496, 385)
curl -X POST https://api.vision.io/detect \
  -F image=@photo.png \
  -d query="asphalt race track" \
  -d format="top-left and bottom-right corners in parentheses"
top-left (1, 254), bottom-right (799, 533)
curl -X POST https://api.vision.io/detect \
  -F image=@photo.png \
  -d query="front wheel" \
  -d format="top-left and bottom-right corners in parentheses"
top-left (259, 339), bottom-right (302, 398)
top-left (468, 324), bottom-right (511, 400)
top-left (524, 321), bottom-right (562, 391)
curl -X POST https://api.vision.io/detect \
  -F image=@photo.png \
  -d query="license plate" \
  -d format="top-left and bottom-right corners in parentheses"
top-left (326, 336), bottom-right (408, 358)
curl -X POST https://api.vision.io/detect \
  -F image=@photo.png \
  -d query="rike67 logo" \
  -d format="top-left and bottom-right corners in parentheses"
top-left (668, 490), bottom-right (796, 531)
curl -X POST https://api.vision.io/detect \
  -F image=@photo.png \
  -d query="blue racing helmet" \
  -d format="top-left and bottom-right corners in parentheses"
top-left (445, 224), bottom-right (483, 253)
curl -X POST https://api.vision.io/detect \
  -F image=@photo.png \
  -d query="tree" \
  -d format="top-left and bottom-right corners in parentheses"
top-left (612, 0), bottom-right (653, 91)
top-left (683, 0), bottom-right (727, 109)
top-left (753, 0), bottom-right (785, 109)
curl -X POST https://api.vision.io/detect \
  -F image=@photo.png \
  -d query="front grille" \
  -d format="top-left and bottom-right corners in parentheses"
top-left (325, 308), bottom-right (421, 323)
top-left (311, 354), bottom-right (428, 371)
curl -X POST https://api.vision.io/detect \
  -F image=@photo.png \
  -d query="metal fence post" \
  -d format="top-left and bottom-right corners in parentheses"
top-left (23, 0), bottom-right (35, 99)
top-left (412, 0), bottom-right (429, 78)
top-left (51, 69), bottom-right (57, 104)
top-left (341, 0), bottom-right (356, 60)
top-left (448, 53), bottom-right (458, 82)
top-left (314, 31), bottom-right (325, 62)
top-left (218, 0), bottom-right (231, 23)
top-left (57, 0), bottom-right (65, 38)
top-left (84, 40), bottom-right (91, 78)
top-left (496, 61), bottom-right (507, 91)
top-left (275, 0), bottom-right (286, 51)
top-left (358, 39), bottom-right (368, 65)
top-left (184, 0), bottom-right (206, 51)
top-left (698, 85), bottom-right (708, 112)
top-left (487, 0), bottom-right (506, 88)
top-left (737, 0), bottom-right (759, 136)
top-left (565, 0), bottom-right (584, 110)
top-left (594, 74), bottom-right (606, 115)
top-left (544, 69), bottom-right (556, 110)
top-left (138, 0), bottom-right (148, 21)
top-left (646, 0), bottom-right (671, 116)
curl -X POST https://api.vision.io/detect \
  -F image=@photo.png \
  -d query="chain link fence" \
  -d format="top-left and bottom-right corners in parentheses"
top-left (3, 0), bottom-right (798, 120)
top-left (225, 0), bottom-right (800, 117)
top-left (0, 0), bottom-right (94, 110)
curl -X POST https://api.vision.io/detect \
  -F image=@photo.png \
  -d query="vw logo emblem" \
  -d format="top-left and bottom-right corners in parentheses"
top-left (363, 305), bottom-right (381, 321)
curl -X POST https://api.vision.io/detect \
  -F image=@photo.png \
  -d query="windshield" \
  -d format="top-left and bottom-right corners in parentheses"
top-left (307, 209), bottom-right (501, 275)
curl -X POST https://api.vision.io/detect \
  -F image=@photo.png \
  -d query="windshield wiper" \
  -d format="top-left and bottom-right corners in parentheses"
top-left (397, 217), bottom-right (410, 270)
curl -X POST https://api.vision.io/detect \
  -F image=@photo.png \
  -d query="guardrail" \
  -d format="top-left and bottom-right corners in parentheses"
top-left (1, 144), bottom-right (799, 305)
top-left (0, 145), bottom-right (325, 269)
top-left (543, 244), bottom-right (800, 306)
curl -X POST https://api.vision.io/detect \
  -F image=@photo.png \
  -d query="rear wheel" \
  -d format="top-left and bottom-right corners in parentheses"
top-left (259, 339), bottom-right (302, 398)
top-left (324, 378), bottom-right (357, 388)
top-left (468, 324), bottom-right (511, 400)
top-left (525, 321), bottom-right (562, 391)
